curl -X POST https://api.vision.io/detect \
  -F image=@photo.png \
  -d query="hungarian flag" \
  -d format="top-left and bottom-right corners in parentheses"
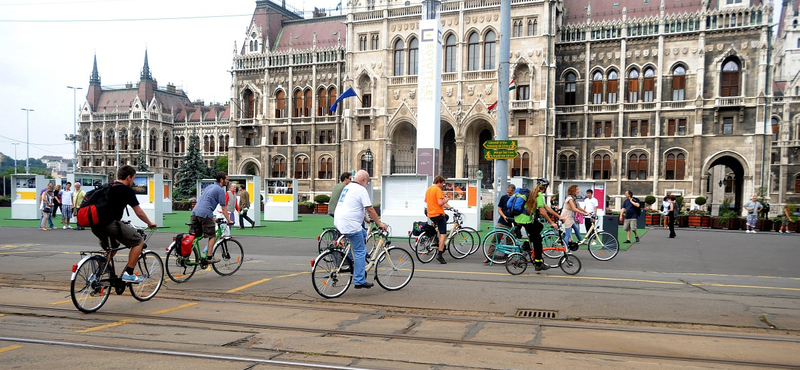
top-left (488, 80), bottom-right (517, 112)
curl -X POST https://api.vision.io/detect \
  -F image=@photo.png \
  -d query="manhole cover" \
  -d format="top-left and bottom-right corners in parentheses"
top-left (515, 309), bottom-right (558, 319)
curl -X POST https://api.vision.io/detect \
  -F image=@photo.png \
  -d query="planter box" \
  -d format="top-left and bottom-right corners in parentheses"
top-left (298, 205), bottom-right (314, 214)
top-left (677, 215), bottom-right (689, 227)
top-left (645, 213), bottom-right (661, 225)
top-left (758, 219), bottom-right (773, 232)
top-left (314, 204), bottom-right (328, 214)
top-left (727, 217), bottom-right (741, 230)
top-left (710, 217), bottom-right (725, 229)
top-left (688, 215), bottom-right (710, 228)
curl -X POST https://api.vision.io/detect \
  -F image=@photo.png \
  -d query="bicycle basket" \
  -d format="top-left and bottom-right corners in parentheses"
top-left (568, 241), bottom-right (579, 252)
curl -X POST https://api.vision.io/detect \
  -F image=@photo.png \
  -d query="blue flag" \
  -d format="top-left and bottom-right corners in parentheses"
top-left (329, 87), bottom-right (357, 113)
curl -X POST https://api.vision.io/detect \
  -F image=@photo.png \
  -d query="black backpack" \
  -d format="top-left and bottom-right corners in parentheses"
top-left (76, 183), bottom-right (119, 227)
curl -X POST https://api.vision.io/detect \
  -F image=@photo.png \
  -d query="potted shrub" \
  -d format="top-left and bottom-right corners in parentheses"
top-left (645, 209), bottom-right (661, 226)
top-left (481, 203), bottom-right (493, 220)
top-left (687, 209), bottom-right (710, 228)
top-left (298, 201), bottom-right (314, 214)
top-left (314, 194), bottom-right (330, 214)
top-left (373, 202), bottom-right (381, 216)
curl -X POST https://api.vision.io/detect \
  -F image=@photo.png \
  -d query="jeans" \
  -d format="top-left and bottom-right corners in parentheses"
top-left (345, 229), bottom-right (368, 285)
top-left (564, 223), bottom-right (582, 244)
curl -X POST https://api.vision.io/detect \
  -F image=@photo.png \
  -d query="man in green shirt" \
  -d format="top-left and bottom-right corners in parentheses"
top-left (327, 172), bottom-right (351, 217)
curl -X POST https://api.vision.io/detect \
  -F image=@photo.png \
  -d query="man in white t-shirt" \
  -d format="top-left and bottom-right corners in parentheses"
top-left (333, 170), bottom-right (386, 289)
top-left (60, 182), bottom-right (74, 229)
top-left (584, 189), bottom-right (599, 232)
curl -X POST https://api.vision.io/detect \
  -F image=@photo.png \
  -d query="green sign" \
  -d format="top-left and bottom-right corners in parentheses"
top-left (484, 149), bottom-right (519, 160)
top-left (482, 140), bottom-right (518, 150)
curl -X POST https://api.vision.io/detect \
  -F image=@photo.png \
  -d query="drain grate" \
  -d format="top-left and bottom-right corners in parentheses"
top-left (515, 309), bottom-right (558, 319)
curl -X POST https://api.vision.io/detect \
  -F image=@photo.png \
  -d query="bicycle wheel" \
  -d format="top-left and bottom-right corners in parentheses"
top-left (448, 230), bottom-right (473, 259)
top-left (504, 252), bottom-right (528, 275)
top-left (542, 231), bottom-right (565, 259)
top-left (414, 234), bottom-right (438, 263)
top-left (460, 227), bottom-right (481, 255)
top-left (318, 229), bottom-right (339, 254)
top-left (587, 231), bottom-right (619, 261)
top-left (559, 254), bottom-right (582, 275)
top-left (482, 229), bottom-right (515, 264)
top-left (375, 246), bottom-right (415, 291)
top-left (312, 249), bottom-right (352, 298)
top-left (211, 238), bottom-right (244, 276)
top-left (130, 251), bottom-right (164, 301)
top-left (165, 242), bottom-right (198, 283)
top-left (70, 255), bottom-right (111, 313)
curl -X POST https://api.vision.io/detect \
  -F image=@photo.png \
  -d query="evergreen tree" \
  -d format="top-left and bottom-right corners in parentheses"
top-left (136, 149), bottom-right (149, 172)
top-left (174, 132), bottom-right (207, 199)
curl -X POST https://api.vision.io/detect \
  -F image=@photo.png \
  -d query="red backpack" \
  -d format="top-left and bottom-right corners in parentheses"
top-left (76, 183), bottom-right (117, 228)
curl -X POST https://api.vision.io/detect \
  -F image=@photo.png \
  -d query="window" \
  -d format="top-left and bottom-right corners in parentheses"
top-left (327, 87), bottom-right (337, 116)
top-left (627, 69), bottom-right (639, 102)
top-left (772, 117), bottom-right (780, 141)
top-left (245, 133), bottom-right (255, 146)
top-left (149, 130), bottom-right (157, 151)
top-left (512, 20), bottom-right (522, 37)
top-left (533, 20), bottom-right (538, 35)
top-left (83, 130), bottom-right (90, 151)
top-left (106, 130), bottom-right (115, 151)
top-left (363, 124), bottom-right (371, 140)
top-left (359, 34), bottom-right (367, 51)
top-left (518, 119), bottom-right (526, 136)
top-left (294, 156), bottom-right (309, 179)
top-left (667, 119), bottom-right (687, 136)
top-left (119, 129), bottom-right (128, 150)
top-left (204, 135), bottom-right (211, 152)
top-left (318, 129), bottom-right (334, 144)
top-left (643, 68), bottom-right (655, 102)
top-left (467, 32), bottom-right (480, 71)
top-left (722, 117), bottom-right (733, 135)
top-left (483, 31), bottom-right (496, 69)
top-left (293, 90), bottom-right (303, 117)
top-left (512, 152), bottom-right (530, 176)
top-left (133, 129), bottom-right (141, 150)
top-left (672, 66), bottom-right (686, 101)
top-left (362, 93), bottom-right (372, 108)
top-left (272, 132), bottom-right (286, 145)
top-left (720, 59), bottom-right (740, 97)
top-left (570, 121), bottom-right (578, 137)
top-left (408, 37), bottom-right (419, 75)
top-left (219, 135), bottom-right (229, 151)
top-left (630, 120), bottom-right (648, 137)
top-left (294, 130), bottom-right (309, 145)
top-left (594, 121), bottom-right (612, 137)
top-left (558, 153), bottom-right (577, 179)
top-left (371, 34), bottom-right (379, 50)
top-left (592, 72), bottom-right (603, 104)
top-left (444, 34), bottom-right (456, 72)
top-left (163, 133), bottom-right (170, 152)
top-left (318, 156), bottom-right (333, 179)
top-left (393, 39), bottom-right (405, 76)
top-left (208, 136), bottom-right (215, 153)
top-left (317, 88), bottom-right (327, 116)
top-left (271, 157), bottom-right (286, 177)
top-left (627, 153), bottom-right (647, 180)
top-left (565, 72), bottom-right (577, 105)
top-left (361, 153), bottom-right (374, 174)
top-left (275, 90), bottom-right (286, 118)
top-left (796, 175), bottom-right (800, 193)
top-left (593, 154), bottom-right (611, 179)
top-left (607, 70), bottom-right (618, 104)
top-left (665, 152), bottom-right (685, 180)
top-left (244, 89), bottom-right (255, 119)
top-left (559, 121), bottom-right (578, 138)
top-left (304, 89), bottom-right (313, 117)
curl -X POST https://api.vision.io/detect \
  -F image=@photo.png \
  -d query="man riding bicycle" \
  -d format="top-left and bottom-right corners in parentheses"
top-left (90, 165), bottom-right (157, 283)
top-left (190, 172), bottom-right (235, 263)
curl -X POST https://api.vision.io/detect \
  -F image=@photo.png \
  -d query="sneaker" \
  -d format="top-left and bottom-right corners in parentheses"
top-left (635, 237), bottom-right (640, 243)
top-left (354, 282), bottom-right (374, 289)
top-left (205, 255), bottom-right (221, 264)
top-left (623, 240), bottom-right (631, 243)
top-left (63, 225), bottom-right (67, 230)
top-left (752, 230), bottom-right (757, 233)
top-left (121, 272), bottom-right (143, 283)
top-left (67, 225), bottom-right (73, 229)
top-left (436, 253), bottom-right (447, 264)
top-left (534, 263), bottom-right (550, 271)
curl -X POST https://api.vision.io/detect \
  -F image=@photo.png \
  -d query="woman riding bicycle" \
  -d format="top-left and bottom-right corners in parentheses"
top-left (517, 179), bottom-right (562, 271)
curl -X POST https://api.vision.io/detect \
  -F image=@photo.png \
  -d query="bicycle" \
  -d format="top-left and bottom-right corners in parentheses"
top-left (311, 225), bottom-right (414, 298)
top-left (412, 208), bottom-right (474, 263)
top-left (540, 215), bottom-right (619, 261)
top-left (165, 218), bottom-right (244, 283)
top-left (70, 222), bottom-right (163, 313)
top-left (504, 234), bottom-right (582, 275)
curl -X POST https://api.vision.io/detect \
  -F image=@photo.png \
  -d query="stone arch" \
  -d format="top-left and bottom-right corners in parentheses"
top-left (702, 150), bottom-right (750, 214)
top-left (239, 157), bottom-right (260, 176)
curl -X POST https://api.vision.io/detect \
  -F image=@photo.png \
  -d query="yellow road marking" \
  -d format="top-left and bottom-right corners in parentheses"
top-left (76, 319), bottom-right (133, 333)
top-left (701, 283), bottom-right (800, 292)
top-left (227, 272), bottom-right (308, 293)
top-left (0, 345), bottom-right (23, 353)
top-left (49, 299), bottom-right (73, 305)
top-left (0, 314), bottom-right (5, 317)
top-left (150, 303), bottom-right (198, 315)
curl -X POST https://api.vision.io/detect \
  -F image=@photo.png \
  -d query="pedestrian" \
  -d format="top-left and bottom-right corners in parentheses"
top-left (328, 172), bottom-right (352, 217)
top-left (484, 183), bottom-right (515, 264)
top-left (583, 189), bottom-right (598, 232)
top-left (39, 186), bottom-right (54, 231)
top-left (668, 194), bottom-right (677, 238)
top-left (561, 185), bottom-right (590, 245)
top-left (237, 184), bottom-right (255, 229)
top-left (550, 194), bottom-right (560, 213)
top-left (72, 182), bottom-right (86, 230)
top-left (744, 195), bottom-right (763, 233)
top-left (52, 184), bottom-right (62, 220)
top-left (760, 201), bottom-right (770, 219)
top-left (619, 190), bottom-right (642, 243)
top-left (779, 204), bottom-right (793, 234)
top-left (225, 184), bottom-right (237, 226)
top-left (38, 184), bottom-right (55, 229)
top-left (60, 182), bottom-right (74, 229)
top-left (333, 169), bottom-right (386, 289)
top-left (662, 196), bottom-right (671, 229)
top-left (424, 175), bottom-right (451, 264)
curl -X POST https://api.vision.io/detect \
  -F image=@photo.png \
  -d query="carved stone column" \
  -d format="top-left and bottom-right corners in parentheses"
top-left (455, 141), bottom-right (465, 178)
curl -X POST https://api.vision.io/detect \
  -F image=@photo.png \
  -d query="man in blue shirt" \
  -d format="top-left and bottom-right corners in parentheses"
top-left (619, 190), bottom-right (641, 243)
top-left (191, 172), bottom-right (234, 263)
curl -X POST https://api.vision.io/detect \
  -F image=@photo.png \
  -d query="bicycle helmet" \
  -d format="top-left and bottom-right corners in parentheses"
top-left (536, 178), bottom-right (550, 186)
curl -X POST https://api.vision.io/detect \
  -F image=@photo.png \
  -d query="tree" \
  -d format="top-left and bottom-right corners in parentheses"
top-left (136, 149), bottom-right (149, 172)
top-left (215, 155), bottom-right (228, 174)
top-left (174, 132), bottom-right (208, 200)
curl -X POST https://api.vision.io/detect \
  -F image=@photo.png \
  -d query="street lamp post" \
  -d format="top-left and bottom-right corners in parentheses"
top-left (11, 143), bottom-right (19, 174)
top-left (364, 148), bottom-right (374, 175)
top-left (21, 108), bottom-right (33, 173)
top-left (67, 86), bottom-right (83, 173)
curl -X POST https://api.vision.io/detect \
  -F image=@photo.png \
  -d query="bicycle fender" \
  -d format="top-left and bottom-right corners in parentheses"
top-left (71, 255), bottom-right (97, 280)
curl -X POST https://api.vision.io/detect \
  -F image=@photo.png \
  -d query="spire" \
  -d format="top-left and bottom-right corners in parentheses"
top-left (140, 49), bottom-right (152, 81)
top-left (90, 54), bottom-right (101, 85)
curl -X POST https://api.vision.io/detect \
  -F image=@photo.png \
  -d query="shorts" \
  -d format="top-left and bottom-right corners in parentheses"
top-left (190, 215), bottom-right (216, 238)
top-left (61, 205), bottom-right (73, 219)
top-left (623, 218), bottom-right (637, 231)
top-left (92, 220), bottom-right (142, 250)
top-left (746, 214), bottom-right (757, 228)
top-left (430, 215), bottom-right (448, 235)
top-left (782, 218), bottom-right (789, 227)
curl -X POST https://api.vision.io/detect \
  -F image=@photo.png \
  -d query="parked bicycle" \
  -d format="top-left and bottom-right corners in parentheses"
top-left (70, 222), bottom-right (163, 313)
top-left (413, 208), bottom-right (476, 263)
top-left (165, 218), bottom-right (244, 283)
top-left (311, 225), bottom-right (414, 298)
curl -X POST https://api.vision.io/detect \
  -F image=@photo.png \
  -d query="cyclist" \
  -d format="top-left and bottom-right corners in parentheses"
top-left (424, 175), bottom-right (452, 264)
top-left (90, 165), bottom-right (157, 283)
top-left (484, 183), bottom-right (515, 264)
top-left (190, 172), bottom-right (234, 263)
top-left (520, 179), bottom-right (560, 271)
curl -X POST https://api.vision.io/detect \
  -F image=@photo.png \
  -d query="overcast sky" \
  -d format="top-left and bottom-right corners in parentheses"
top-left (0, 0), bottom-right (783, 162)
top-left (0, 0), bottom-right (333, 162)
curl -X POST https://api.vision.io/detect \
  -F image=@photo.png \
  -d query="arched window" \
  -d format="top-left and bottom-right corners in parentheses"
top-left (672, 65), bottom-right (686, 101)
top-left (149, 130), bottom-right (157, 151)
top-left (512, 20), bottom-right (520, 37)
top-left (208, 135), bottom-right (215, 153)
top-left (467, 32), bottom-right (480, 71)
top-left (275, 90), bottom-right (286, 118)
top-left (772, 117), bottom-right (780, 141)
top-left (565, 72), bottom-right (577, 105)
top-left (318, 156), bottom-right (333, 179)
top-left (558, 153), bottom-right (577, 179)
top-left (294, 156), bottom-right (309, 179)
top-left (360, 154), bottom-right (374, 175)
top-left (721, 59), bottom-right (740, 97)
top-left (592, 71), bottom-right (603, 104)
top-left (243, 89), bottom-right (255, 119)
top-left (512, 152), bottom-right (530, 176)
top-left (607, 70), bottom-right (618, 104)
top-left (797, 38), bottom-right (799, 48)
top-left (483, 30), bottom-right (496, 69)
top-left (163, 132), bottom-right (170, 153)
top-left (119, 129), bottom-right (128, 150)
top-left (180, 136), bottom-right (186, 153)
top-left (271, 156), bottom-right (286, 177)
top-left (665, 152), bottom-right (686, 180)
top-left (408, 37), bottom-right (419, 75)
top-left (174, 136), bottom-right (180, 153)
top-left (83, 130), bottom-right (90, 151)
top-left (317, 88), bottom-right (328, 116)
top-left (796, 86), bottom-right (799, 96)
top-left (444, 34), bottom-right (456, 73)
top-left (627, 69), bottom-right (639, 103)
top-left (203, 135), bottom-right (210, 152)
top-left (643, 67), bottom-right (655, 102)
top-left (293, 90), bottom-right (303, 117)
top-left (795, 174), bottom-right (800, 193)
top-left (627, 153), bottom-right (647, 180)
top-left (593, 153), bottom-right (611, 179)
top-left (532, 20), bottom-right (538, 35)
top-left (106, 129), bottom-right (115, 151)
top-left (393, 39), bottom-right (405, 76)
top-left (304, 88), bottom-right (313, 117)
top-left (327, 87), bottom-right (337, 116)
top-left (133, 128), bottom-right (141, 150)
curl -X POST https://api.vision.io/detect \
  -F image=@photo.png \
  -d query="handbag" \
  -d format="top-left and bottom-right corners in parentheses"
top-left (43, 206), bottom-right (52, 213)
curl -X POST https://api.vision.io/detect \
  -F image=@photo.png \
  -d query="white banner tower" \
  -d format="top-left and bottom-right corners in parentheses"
top-left (416, 0), bottom-right (442, 176)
